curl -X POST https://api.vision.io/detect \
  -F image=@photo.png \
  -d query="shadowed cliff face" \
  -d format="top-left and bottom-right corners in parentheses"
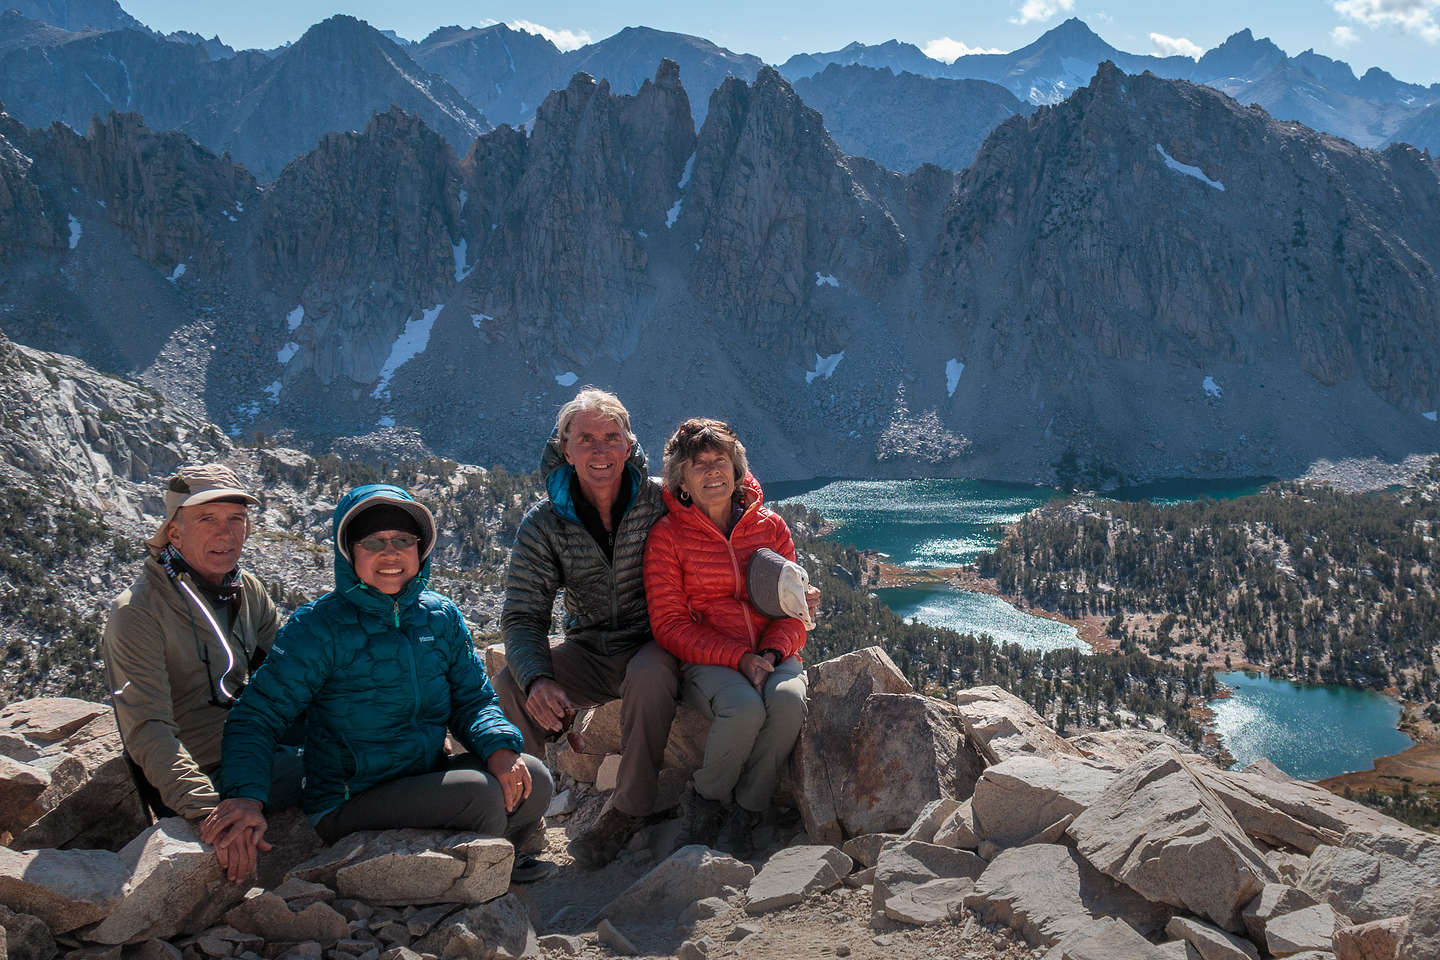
top-left (1, 63), bottom-right (1439, 483)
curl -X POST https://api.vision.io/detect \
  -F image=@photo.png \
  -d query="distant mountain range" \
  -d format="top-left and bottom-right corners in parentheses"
top-left (2, 4), bottom-right (1437, 188)
top-left (3, 56), bottom-right (1437, 484)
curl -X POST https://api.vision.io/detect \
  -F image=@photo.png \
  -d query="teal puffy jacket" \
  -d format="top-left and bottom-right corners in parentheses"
top-left (219, 484), bottom-right (523, 816)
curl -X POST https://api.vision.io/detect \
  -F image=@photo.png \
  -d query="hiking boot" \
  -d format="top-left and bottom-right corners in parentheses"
top-left (510, 852), bottom-right (558, 884)
top-left (567, 802), bottom-right (644, 869)
top-left (678, 787), bottom-right (726, 849)
top-left (717, 805), bottom-right (763, 861)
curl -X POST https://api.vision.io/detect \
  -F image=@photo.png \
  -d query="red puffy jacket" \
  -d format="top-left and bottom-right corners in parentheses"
top-left (643, 473), bottom-right (807, 670)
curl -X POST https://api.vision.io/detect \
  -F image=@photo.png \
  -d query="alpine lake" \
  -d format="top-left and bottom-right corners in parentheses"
top-left (767, 476), bottom-right (1414, 780)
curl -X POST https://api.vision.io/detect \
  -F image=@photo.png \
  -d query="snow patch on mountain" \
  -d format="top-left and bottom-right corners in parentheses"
top-left (947, 359), bottom-right (965, 397)
top-left (806, 351), bottom-right (844, 384)
top-left (373, 304), bottom-right (443, 398)
top-left (67, 216), bottom-right (82, 249)
top-left (1157, 144), bottom-right (1225, 191)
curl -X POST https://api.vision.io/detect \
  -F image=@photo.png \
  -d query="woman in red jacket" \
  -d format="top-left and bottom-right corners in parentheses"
top-left (643, 418), bottom-right (810, 859)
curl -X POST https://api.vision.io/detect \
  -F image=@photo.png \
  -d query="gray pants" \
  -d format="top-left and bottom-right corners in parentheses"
top-left (494, 641), bottom-right (680, 817)
top-left (314, 753), bottom-right (553, 845)
top-left (683, 657), bottom-right (807, 812)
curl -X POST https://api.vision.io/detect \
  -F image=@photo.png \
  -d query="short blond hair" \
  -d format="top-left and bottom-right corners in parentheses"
top-left (555, 388), bottom-right (636, 448)
top-left (661, 418), bottom-right (749, 498)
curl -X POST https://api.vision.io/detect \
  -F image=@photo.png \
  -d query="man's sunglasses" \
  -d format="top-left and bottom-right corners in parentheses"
top-left (355, 534), bottom-right (420, 553)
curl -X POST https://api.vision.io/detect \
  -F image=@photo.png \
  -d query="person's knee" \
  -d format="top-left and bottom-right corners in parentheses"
top-left (523, 753), bottom-right (554, 812)
top-left (443, 770), bottom-right (509, 836)
top-left (713, 684), bottom-right (766, 732)
top-left (766, 684), bottom-right (809, 731)
top-left (622, 644), bottom-right (680, 702)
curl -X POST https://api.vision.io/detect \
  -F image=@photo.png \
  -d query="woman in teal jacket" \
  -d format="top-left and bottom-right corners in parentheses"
top-left (201, 484), bottom-right (552, 882)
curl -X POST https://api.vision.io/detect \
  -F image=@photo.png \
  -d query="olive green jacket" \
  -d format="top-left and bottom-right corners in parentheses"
top-left (102, 556), bottom-right (277, 819)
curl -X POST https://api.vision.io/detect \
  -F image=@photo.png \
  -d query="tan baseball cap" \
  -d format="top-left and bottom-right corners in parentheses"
top-left (146, 463), bottom-right (258, 551)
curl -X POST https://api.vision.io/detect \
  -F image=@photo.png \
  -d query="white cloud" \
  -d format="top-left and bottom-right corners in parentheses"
top-left (1011, 0), bottom-right (1075, 25)
top-left (1149, 32), bottom-right (1204, 58)
top-left (1333, 0), bottom-right (1440, 43)
top-left (922, 36), bottom-right (1005, 62)
top-left (1331, 25), bottom-right (1360, 45)
top-left (507, 19), bottom-right (592, 51)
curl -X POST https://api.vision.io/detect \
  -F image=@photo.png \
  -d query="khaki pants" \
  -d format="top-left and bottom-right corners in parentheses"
top-left (683, 657), bottom-right (807, 812)
top-left (494, 641), bottom-right (680, 817)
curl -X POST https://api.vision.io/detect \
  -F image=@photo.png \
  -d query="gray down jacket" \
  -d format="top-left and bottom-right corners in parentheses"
top-left (500, 436), bottom-right (667, 694)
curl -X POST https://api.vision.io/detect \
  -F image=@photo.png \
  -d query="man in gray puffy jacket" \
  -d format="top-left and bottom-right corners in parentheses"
top-left (495, 388), bottom-right (680, 868)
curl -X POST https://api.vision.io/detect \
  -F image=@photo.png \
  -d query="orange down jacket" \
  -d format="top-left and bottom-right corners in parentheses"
top-left (643, 473), bottom-right (807, 669)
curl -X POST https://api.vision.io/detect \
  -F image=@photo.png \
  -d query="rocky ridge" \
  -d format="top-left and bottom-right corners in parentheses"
top-left (2, 62), bottom-right (1439, 484)
top-left (1, 648), bottom-right (1436, 960)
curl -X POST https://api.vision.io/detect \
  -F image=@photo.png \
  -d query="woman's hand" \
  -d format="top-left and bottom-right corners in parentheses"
top-left (486, 748), bottom-right (532, 812)
top-left (200, 798), bottom-right (270, 883)
top-left (738, 652), bottom-right (775, 691)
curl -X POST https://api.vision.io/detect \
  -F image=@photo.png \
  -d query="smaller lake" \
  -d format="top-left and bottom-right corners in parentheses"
top-left (1209, 671), bottom-right (1414, 780)
top-left (879, 583), bottom-right (1087, 653)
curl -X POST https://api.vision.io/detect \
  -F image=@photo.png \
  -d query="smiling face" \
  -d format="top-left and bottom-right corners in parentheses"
top-left (563, 409), bottom-right (633, 506)
top-left (351, 529), bottom-right (421, 596)
top-left (680, 448), bottom-right (737, 521)
top-left (168, 501), bottom-right (250, 586)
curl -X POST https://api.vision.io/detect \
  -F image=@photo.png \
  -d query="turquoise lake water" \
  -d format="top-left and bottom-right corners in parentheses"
top-left (1209, 671), bottom-right (1413, 779)
top-left (876, 583), bottom-right (1087, 652)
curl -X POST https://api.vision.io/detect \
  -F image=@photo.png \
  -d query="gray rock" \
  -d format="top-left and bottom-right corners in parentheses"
top-left (1067, 746), bottom-right (1276, 932)
top-left (840, 833), bottom-right (899, 868)
top-left (965, 844), bottom-right (1172, 948)
top-left (1299, 829), bottom-right (1440, 924)
top-left (727, 923), bottom-right (761, 940)
top-left (90, 818), bottom-right (249, 944)
top-left (677, 896), bottom-right (729, 927)
top-left (872, 840), bottom-right (986, 925)
top-left (1165, 916), bottom-right (1260, 960)
top-left (411, 894), bottom-right (535, 959)
top-left (288, 830), bottom-right (511, 906)
top-left (0, 844), bottom-right (127, 934)
top-left (1331, 916), bottom-right (1407, 960)
top-left (1066, 730), bottom-right (1180, 768)
top-left (844, 865), bottom-right (876, 888)
top-left (223, 891), bottom-right (349, 942)
top-left (900, 798), bottom-right (961, 843)
top-left (676, 936), bottom-right (713, 960)
top-left (1398, 891), bottom-right (1440, 960)
top-left (133, 940), bottom-right (183, 960)
top-left (271, 878), bottom-right (335, 908)
top-left (596, 919), bottom-right (636, 956)
top-left (1195, 766), bottom-right (1405, 855)
top-left (1152, 941), bottom-right (1204, 960)
top-left (536, 933), bottom-right (584, 955)
top-left (376, 949), bottom-right (423, 960)
top-left (932, 800), bottom-right (978, 850)
top-left (0, 755), bottom-right (49, 835)
top-left (402, 903), bottom-right (457, 938)
top-left (745, 845), bottom-right (851, 914)
top-left (882, 877), bottom-right (973, 925)
top-left (1264, 904), bottom-right (1339, 957)
top-left (973, 754), bottom-right (1119, 849)
top-left (953, 685), bottom-right (1083, 764)
top-left (596, 845), bottom-right (754, 924)
top-left (790, 647), bottom-right (914, 843)
top-left (0, 904), bottom-right (58, 960)
top-left (1042, 917), bottom-right (1170, 960)
top-left (1241, 883), bottom-right (1320, 943)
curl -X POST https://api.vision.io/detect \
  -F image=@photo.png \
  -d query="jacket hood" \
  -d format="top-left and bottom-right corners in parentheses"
top-left (660, 472), bottom-right (764, 518)
top-left (540, 430), bottom-right (650, 525)
top-left (331, 484), bottom-right (437, 614)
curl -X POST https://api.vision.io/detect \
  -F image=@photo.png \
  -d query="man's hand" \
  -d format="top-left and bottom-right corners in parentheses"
top-left (485, 748), bottom-right (532, 812)
top-left (738, 652), bottom-right (775, 691)
top-left (200, 797), bottom-right (270, 883)
top-left (525, 678), bottom-right (576, 734)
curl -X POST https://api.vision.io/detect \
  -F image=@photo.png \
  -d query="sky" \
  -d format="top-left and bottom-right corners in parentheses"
top-left (120, 0), bottom-right (1440, 86)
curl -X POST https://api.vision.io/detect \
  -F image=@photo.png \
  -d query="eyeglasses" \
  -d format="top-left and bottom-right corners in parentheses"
top-left (355, 534), bottom-right (419, 553)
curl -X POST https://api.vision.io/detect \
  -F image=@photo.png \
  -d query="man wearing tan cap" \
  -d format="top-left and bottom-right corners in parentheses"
top-left (102, 463), bottom-right (291, 821)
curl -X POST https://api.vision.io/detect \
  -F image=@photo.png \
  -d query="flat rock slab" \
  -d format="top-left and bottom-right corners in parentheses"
top-left (953, 685), bottom-right (1083, 764)
top-left (1197, 765), bottom-right (1396, 855)
top-left (412, 893), bottom-right (536, 959)
top-left (0, 843), bottom-right (127, 933)
top-left (746, 845), bottom-right (851, 914)
top-left (91, 817), bottom-right (247, 944)
top-left (965, 843), bottom-right (1172, 948)
top-left (1067, 745), bottom-right (1275, 932)
top-left (0, 755), bottom-right (49, 834)
top-left (971, 754), bottom-right (1118, 849)
top-left (1066, 730), bottom-right (1180, 768)
top-left (933, 799), bottom-right (978, 850)
top-left (597, 845), bottom-right (754, 924)
top-left (12, 714), bottom-right (149, 852)
top-left (883, 876), bottom-right (974, 925)
top-left (1041, 917), bottom-right (1171, 960)
top-left (841, 833), bottom-right (899, 867)
top-left (1263, 904), bottom-right (1338, 957)
top-left (224, 892), bottom-right (349, 943)
top-left (1398, 891), bottom-right (1440, 960)
top-left (900, 797), bottom-right (961, 843)
top-left (0, 698), bottom-right (106, 749)
top-left (1300, 829), bottom-right (1440, 925)
top-left (1166, 916), bottom-right (1260, 960)
top-left (288, 829), bottom-right (511, 906)
top-left (1241, 883), bottom-right (1320, 943)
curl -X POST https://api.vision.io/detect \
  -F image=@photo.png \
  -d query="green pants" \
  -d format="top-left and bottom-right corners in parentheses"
top-left (683, 656), bottom-right (808, 812)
